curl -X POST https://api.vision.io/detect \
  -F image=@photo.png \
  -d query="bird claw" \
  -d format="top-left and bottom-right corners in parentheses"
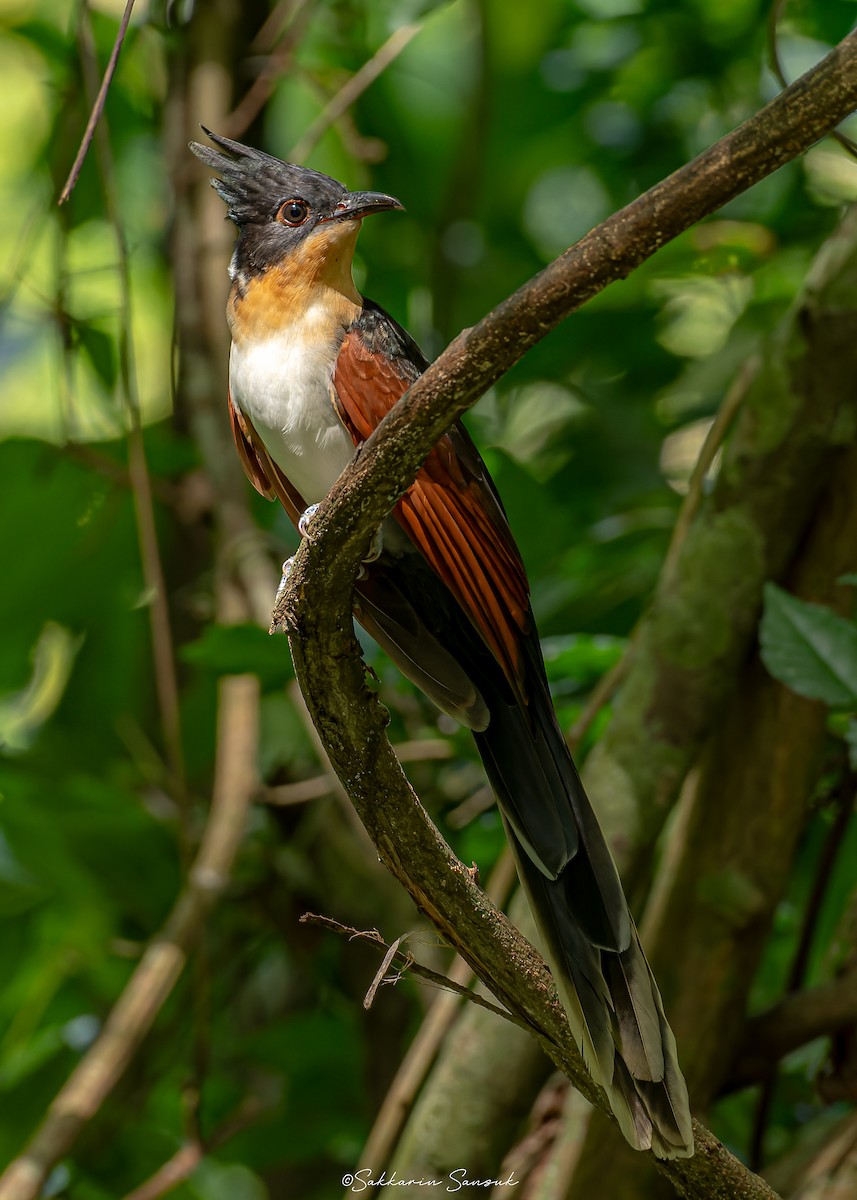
top-left (364, 527), bottom-right (383, 564)
top-left (355, 528), bottom-right (383, 581)
top-left (275, 556), bottom-right (295, 607)
top-left (298, 503), bottom-right (320, 538)
top-left (295, 504), bottom-right (381, 581)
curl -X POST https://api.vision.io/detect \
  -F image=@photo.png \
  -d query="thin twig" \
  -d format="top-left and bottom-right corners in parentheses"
top-left (59, 0), bottom-right (137, 203)
top-left (63, 444), bottom-right (178, 504)
top-left (301, 913), bottom-right (535, 1034)
top-left (260, 738), bottom-right (453, 806)
top-left (76, 4), bottom-right (189, 835)
top-left (288, 23), bottom-right (422, 162)
top-left (566, 647), bottom-right (635, 750)
top-left (251, 0), bottom-right (305, 52)
top-left (352, 849), bottom-right (518, 1189)
top-left (121, 1096), bottom-right (267, 1200)
top-left (260, 774), bottom-right (334, 806)
top-left (749, 778), bottom-right (856, 1169)
top-left (446, 783), bottom-right (495, 828)
top-left (0, 198), bottom-right (50, 326)
top-left (0, 673), bottom-right (259, 1200)
top-left (660, 356), bottom-right (758, 591)
top-left (364, 936), bottom-right (407, 1010)
top-left (220, 0), bottom-right (314, 139)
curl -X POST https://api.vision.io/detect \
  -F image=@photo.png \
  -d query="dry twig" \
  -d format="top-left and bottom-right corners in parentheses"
top-left (260, 737), bottom-right (453, 806)
top-left (59, 0), bottom-right (137, 203)
top-left (660, 356), bottom-right (758, 591)
top-left (220, 0), bottom-right (314, 139)
top-left (352, 849), bottom-right (518, 1188)
top-left (300, 913), bottom-right (534, 1033)
top-left (767, 0), bottom-right (857, 160)
top-left (288, 23), bottom-right (422, 162)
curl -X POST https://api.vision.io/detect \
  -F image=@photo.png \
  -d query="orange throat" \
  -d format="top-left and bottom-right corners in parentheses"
top-left (228, 220), bottom-right (363, 344)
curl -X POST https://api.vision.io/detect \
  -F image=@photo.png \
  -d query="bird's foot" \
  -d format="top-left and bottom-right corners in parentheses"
top-left (355, 527), bottom-right (383, 581)
top-left (298, 503), bottom-right (321, 538)
top-left (295, 504), bottom-right (380, 581)
top-left (364, 527), bottom-right (383, 563)
top-left (275, 556), bottom-right (296, 607)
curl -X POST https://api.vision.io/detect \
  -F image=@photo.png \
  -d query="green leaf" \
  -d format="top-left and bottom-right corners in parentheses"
top-left (0, 622), bottom-right (81, 753)
top-left (759, 583), bottom-right (857, 707)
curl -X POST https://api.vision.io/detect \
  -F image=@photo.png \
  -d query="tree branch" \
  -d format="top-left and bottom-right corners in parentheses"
top-left (354, 850), bottom-right (519, 1186)
top-left (271, 28), bottom-right (857, 636)
top-left (381, 647), bottom-right (633, 1183)
top-left (271, 36), bottom-right (857, 1200)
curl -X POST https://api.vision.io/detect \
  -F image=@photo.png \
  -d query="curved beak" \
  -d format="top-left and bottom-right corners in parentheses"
top-left (325, 190), bottom-right (405, 223)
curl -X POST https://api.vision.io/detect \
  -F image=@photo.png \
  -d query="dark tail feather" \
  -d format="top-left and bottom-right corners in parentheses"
top-left (507, 829), bottom-right (693, 1156)
top-left (476, 680), bottom-right (693, 1159)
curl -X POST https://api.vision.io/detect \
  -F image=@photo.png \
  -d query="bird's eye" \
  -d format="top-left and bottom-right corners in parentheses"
top-left (276, 198), bottom-right (310, 226)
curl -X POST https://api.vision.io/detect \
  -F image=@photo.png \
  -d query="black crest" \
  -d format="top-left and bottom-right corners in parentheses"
top-left (189, 128), bottom-right (347, 228)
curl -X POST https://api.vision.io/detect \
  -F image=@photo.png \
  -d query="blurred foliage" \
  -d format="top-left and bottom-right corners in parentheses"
top-left (1, 0), bottom-right (856, 1196)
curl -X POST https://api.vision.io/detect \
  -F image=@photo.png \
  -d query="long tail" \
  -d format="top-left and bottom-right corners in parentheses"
top-left (474, 652), bottom-right (694, 1158)
top-left (355, 552), bottom-right (692, 1154)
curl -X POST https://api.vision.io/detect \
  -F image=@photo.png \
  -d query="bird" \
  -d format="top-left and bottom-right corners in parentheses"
top-left (189, 129), bottom-right (693, 1159)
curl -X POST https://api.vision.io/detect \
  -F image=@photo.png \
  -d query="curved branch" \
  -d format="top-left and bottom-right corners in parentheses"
top-left (271, 29), bottom-right (857, 627)
top-left (271, 35), bottom-right (857, 1200)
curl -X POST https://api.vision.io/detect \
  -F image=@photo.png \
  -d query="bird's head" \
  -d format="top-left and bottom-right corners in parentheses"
top-left (189, 129), bottom-right (404, 292)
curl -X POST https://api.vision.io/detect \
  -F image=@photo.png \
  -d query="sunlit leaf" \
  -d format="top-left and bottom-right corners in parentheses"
top-left (0, 623), bottom-right (81, 754)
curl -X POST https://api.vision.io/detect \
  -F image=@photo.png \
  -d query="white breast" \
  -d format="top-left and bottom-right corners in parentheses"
top-left (229, 306), bottom-right (356, 506)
